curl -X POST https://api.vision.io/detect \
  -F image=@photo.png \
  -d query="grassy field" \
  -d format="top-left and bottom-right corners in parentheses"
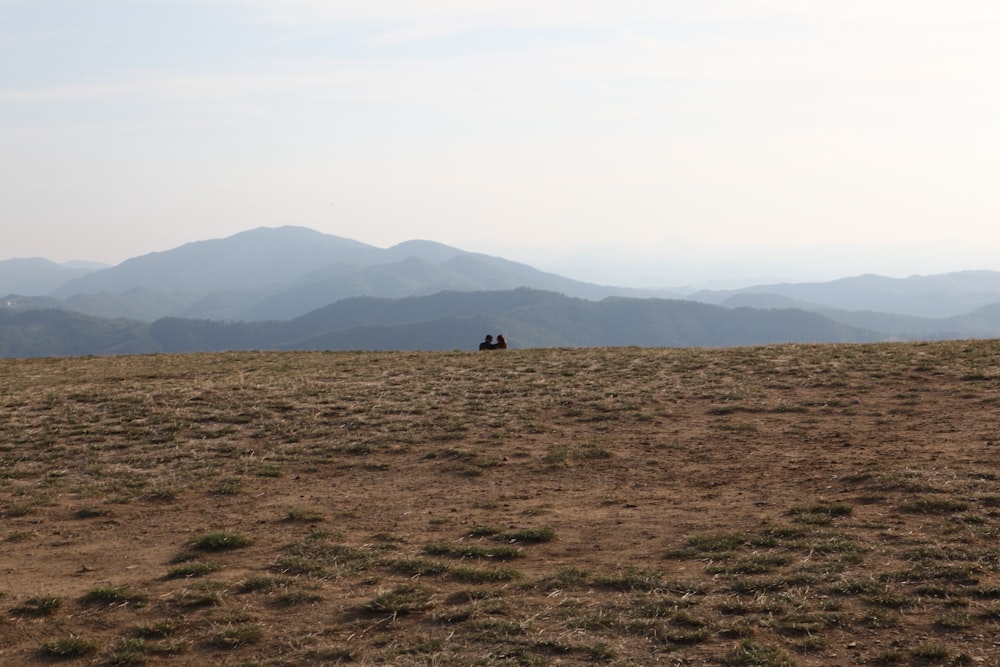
top-left (2, 341), bottom-right (1000, 666)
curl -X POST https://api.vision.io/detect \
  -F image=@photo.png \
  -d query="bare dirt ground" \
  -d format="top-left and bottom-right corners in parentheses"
top-left (2, 341), bottom-right (1000, 666)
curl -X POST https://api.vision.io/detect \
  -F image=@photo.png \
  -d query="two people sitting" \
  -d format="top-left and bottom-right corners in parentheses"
top-left (479, 334), bottom-right (508, 350)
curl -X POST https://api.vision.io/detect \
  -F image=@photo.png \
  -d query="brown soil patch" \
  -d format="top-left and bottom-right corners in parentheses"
top-left (2, 342), bottom-right (1000, 665)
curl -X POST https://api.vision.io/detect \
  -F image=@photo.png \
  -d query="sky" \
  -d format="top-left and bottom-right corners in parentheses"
top-left (3, 0), bottom-right (1000, 286)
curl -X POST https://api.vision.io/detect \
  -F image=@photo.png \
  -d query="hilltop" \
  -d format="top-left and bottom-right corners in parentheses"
top-left (2, 341), bottom-right (1000, 665)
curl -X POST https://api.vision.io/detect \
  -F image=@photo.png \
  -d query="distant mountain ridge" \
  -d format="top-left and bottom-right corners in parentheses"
top-left (49, 227), bottom-right (383, 297)
top-left (690, 271), bottom-right (1000, 319)
top-left (4, 227), bottom-right (999, 322)
top-left (0, 258), bottom-right (103, 296)
top-left (0, 288), bottom-right (882, 358)
top-left (2, 226), bottom-right (1000, 356)
top-left (4, 226), bottom-right (675, 321)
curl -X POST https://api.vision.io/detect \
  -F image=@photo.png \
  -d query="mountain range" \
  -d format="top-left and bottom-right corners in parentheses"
top-left (3, 226), bottom-right (678, 322)
top-left (2, 226), bottom-right (999, 357)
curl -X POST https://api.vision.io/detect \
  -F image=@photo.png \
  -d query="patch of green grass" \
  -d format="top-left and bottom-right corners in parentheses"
top-left (38, 636), bottom-right (100, 658)
top-left (794, 635), bottom-right (831, 654)
top-left (972, 586), bottom-right (1000, 600)
top-left (272, 539), bottom-right (375, 577)
top-left (130, 638), bottom-right (189, 658)
top-left (211, 624), bottom-right (263, 649)
top-left (191, 530), bottom-right (252, 551)
top-left (864, 590), bottom-right (913, 609)
top-left (10, 594), bottom-right (63, 617)
top-left (543, 442), bottom-right (612, 464)
top-left (172, 580), bottom-right (229, 607)
top-left (4, 530), bottom-right (34, 542)
top-left (277, 589), bottom-right (324, 606)
top-left (143, 487), bottom-right (178, 503)
top-left (806, 534), bottom-right (867, 556)
top-left (271, 555), bottom-right (327, 576)
top-left (934, 612), bottom-right (973, 630)
top-left (391, 558), bottom-right (452, 577)
top-left (684, 531), bottom-right (746, 553)
top-left (716, 595), bottom-right (787, 616)
top-left (540, 566), bottom-right (591, 588)
top-left (596, 568), bottom-right (669, 592)
top-left (788, 500), bottom-right (853, 524)
top-left (978, 605), bottom-right (1000, 621)
top-left (633, 598), bottom-right (697, 620)
top-left (871, 649), bottom-right (907, 665)
top-left (285, 506), bottom-right (325, 521)
top-left (239, 575), bottom-right (294, 593)
top-left (450, 565), bottom-right (521, 583)
top-left (662, 627), bottom-right (712, 646)
top-left (211, 478), bottom-right (242, 495)
top-left (133, 620), bottom-right (184, 639)
top-left (719, 421), bottom-right (760, 434)
top-left (828, 576), bottom-right (884, 595)
top-left (705, 553), bottom-right (791, 576)
top-left (774, 612), bottom-right (843, 637)
top-left (576, 442), bottom-right (613, 459)
top-left (102, 638), bottom-right (150, 666)
top-left (542, 443), bottom-right (570, 464)
top-left (81, 585), bottom-right (146, 607)
top-left (909, 643), bottom-right (951, 663)
top-left (5, 503), bottom-right (32, 518)
top-left (897, 496), bottom-right (970, 514)
top-left (722, 639), bottom-right (794, 666)
top-left (707, 404), bottom-right (747, 416)
top-left (424, 542), bottom-right (522, 560)
top-left (467, 617), bottom-right (526, 638)
top-left (500, 527), bottom-right (555, 543)
top-left (367, 584), bottom-right (435, 614)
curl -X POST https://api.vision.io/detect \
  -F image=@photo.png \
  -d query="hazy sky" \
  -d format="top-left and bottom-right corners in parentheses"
top-left (4, 1), bottom-right (1000, 284)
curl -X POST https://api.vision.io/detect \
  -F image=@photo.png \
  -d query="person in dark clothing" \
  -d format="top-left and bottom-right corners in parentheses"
top-left (494, 335), bottom-right (507, 349)
top-left (479, 335), bottom-right (494, 350)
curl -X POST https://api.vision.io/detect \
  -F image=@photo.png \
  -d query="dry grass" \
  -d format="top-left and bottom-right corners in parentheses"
top-left (2, 342), bottom-right (1000, 665)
